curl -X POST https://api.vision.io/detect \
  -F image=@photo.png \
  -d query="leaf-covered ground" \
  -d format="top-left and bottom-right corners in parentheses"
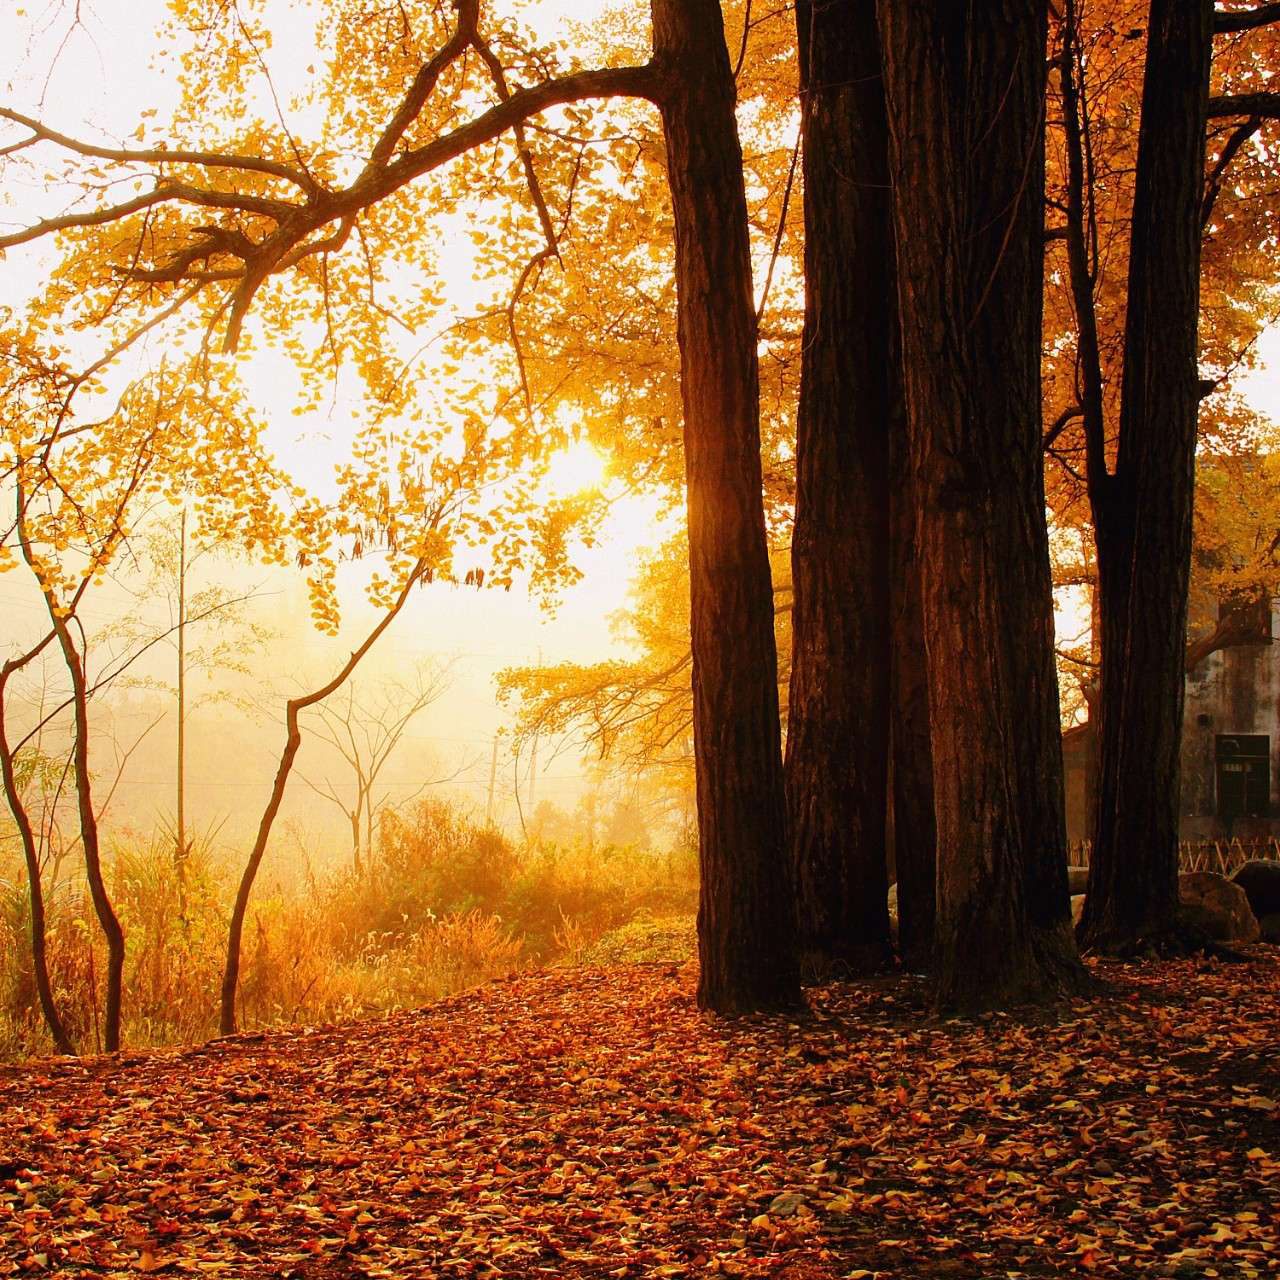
top-left (1, 954), bottom-right (1277, 1278)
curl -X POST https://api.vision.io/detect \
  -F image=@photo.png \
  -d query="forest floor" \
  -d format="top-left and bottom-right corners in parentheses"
top-left (0, 954), bottom-right (1277, 1279)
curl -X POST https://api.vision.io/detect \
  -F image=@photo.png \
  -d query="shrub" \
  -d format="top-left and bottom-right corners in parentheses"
top-left (0, 796), bottom-right (699, 1060)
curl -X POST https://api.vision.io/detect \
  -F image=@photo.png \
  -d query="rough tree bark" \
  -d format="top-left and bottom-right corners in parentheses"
top-left (889, 434), bottom-right (936, 972)
top-left (1081, 0), bottom-right (1214, 952)
top-left (878, 0), bottom-right (1086, 1011)
top-left (650, 0), bottom-right (799, 1014)
top-left (785, 0), bottom-right (894, 977)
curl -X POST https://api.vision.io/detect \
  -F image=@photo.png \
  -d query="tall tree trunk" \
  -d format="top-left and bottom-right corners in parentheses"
top-left (650, 0), bottom-right (799, 1014)
top-left (1081, 0), bottom-right (1213, 952)
top-left (889, 433), bottom-right (936, 971)
top-left (785, 0), bottom-right (894, 978)
top-left (176, 506), bottom-right (187, 875)
top-left (878, 0), bottom-right (1085, 1011)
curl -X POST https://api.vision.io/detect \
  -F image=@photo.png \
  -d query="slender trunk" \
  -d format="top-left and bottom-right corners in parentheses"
top-left (650, 0), bottom-right (799, 1014)
top-left (878, 0), bottom-right (1085, 1011)
top-left (351, 804), bottom-right (363, 878)
top-left (1082, 0), bottom-right (1213, 951)
top-left (220, 709), bottom-right (302, 1034)
top-left (46, 613), bottom-right (125, 1050)
top-left (485, 733), bottom-right (500, 825)
top-left (0, 673), bottom-right (76, 1055)
top-left (220, 557), bottom-right (428, 1035)
top-left (785, 0), bottom-right (893, 978)
top-left (889, 431), bottom-right (936, 971)
top-left (20, 487), bottom-right (127, 1051)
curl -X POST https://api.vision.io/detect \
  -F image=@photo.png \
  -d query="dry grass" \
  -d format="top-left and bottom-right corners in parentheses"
top-left (0, 800), bottom-right (698, 1059)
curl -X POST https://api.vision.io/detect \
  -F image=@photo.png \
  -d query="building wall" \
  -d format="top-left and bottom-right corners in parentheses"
top-left (1062, 599), bottom-right (1280, 843)
top-left (1180, 598), bottom-right (1280, 840)
top-left (1062, 727), bottom-right (1090, 845)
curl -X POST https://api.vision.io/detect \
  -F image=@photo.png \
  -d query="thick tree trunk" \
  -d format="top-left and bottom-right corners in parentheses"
top-left (650, 0), bottom-right (799, 1014)
top-left (878, 1), bottom-right (1085, 1012)
top-left (785, 0), bottom-right (893, 978)
top-left (889, 433), bottom-right (936, 972)
top-left (1082, 0), bottom-right (1213, 952)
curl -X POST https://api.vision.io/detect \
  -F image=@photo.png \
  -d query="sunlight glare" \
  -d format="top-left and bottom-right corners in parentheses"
top-left (545, 440), bottom-right (610, 496)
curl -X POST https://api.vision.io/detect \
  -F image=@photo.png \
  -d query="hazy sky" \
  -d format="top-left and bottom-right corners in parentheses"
top-left (0, 0), bottom-right (673, 843)
top-left (3, 1), bottom-right (1280, 847)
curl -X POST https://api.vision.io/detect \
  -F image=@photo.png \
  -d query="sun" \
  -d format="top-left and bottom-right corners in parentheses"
top-left (544, 440), bottom-right (610, 496)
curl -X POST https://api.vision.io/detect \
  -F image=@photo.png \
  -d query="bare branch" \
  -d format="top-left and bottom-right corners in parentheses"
top-left (1042, 404), bottom-right (1083, 452)
top-left (756, 132), bottom-right (799, 327)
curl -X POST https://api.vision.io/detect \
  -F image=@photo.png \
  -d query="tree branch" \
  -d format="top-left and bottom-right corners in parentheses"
top-left (1203, 117), bottom-right (1263, 226)
top-left (0, 107), bottom-right (319, 192)
top-left (1207, 92), bottom-right (1280, 119)
top-left (4, 56), bottom-right (658, 354)
top-left (1214, 4), bottom-right (1280, 34)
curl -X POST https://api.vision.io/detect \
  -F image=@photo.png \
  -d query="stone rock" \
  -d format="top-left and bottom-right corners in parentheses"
top-left (1178, 871), bottom-right (1260, 942)
top-left (1259, 912), bottom-right (1280, 944)
top-left (1071, 894), bottom-right (1085, 927)
top-left (1231, 859), bottom-right (1280, 920)
top-left (768, 1191), bottom-right (805, 1217)
top-left (1067, 866), bottom-right (1090, 896)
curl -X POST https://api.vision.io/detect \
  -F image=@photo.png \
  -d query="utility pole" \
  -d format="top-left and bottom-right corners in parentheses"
top-left (176, 506), bottom-right (187, 874)
top-left (528, 647), bottom-right (541, 814)
top-left (485, 730), bottom-right (501, 826)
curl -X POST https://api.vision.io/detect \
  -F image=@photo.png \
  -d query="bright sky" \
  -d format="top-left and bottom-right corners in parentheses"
top-left (0, 0), bottom-right (673, 839)
top-left (4, 1), bottom-right (1280, 839)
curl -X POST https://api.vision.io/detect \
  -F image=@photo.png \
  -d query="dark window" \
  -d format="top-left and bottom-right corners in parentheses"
top-left (1217, 590), bottom-right (1273, 639)
top-left (1216, 734), bottom-right (1270, 819)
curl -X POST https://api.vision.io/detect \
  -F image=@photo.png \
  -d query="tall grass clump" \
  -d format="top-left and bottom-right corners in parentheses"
top-left (0, 796), bottom-right (698, 1060)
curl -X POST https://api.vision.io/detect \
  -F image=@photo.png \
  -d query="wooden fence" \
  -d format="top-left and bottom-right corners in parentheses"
top-left (1067, 838), bottom-right (1280, 877)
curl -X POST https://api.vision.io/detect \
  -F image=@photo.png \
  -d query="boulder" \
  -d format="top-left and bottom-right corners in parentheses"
top-left (1178, 871), bottom-right (1260, 943)
top-left (1067, 866), bottom-right (1090, 896)
top-left (1231, 859), bottom-right (1280, 920)
top-left (1071, 894), bottom-right (1085, 927)
top-left (1257, 912), bottom-right (1280, 944)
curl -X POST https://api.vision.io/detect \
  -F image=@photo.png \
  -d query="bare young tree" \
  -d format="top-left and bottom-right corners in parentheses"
top-left (298, 658), bottom-right (457, 875)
